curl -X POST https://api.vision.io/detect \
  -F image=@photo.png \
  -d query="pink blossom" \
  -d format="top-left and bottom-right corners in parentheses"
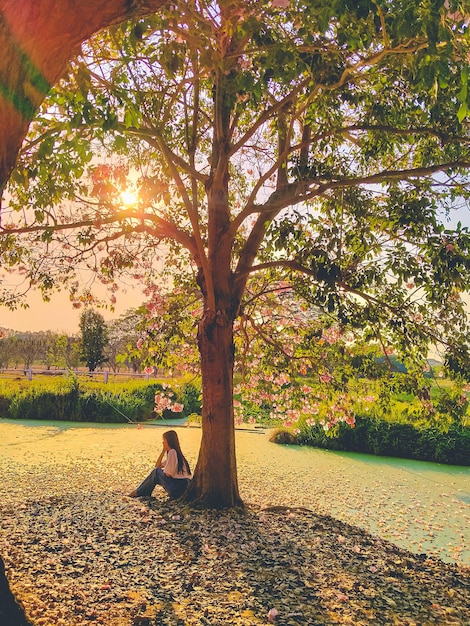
top-left (238, 57), bottom-right (252, 70)
top-left (322, 327), bottom-right (341, 344)
top-left (154, 392), bottom-right (174, 414)
top-left (275, 373), bottom-right (290, 386)
top-left (319, 372), bottom-right (332, 383)
top-left (267, 607), bottom-right (279, 621)
top-left (136, 338), bottom-right (143, 350)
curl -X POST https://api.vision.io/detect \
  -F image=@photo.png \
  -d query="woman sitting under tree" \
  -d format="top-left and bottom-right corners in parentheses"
top-left (128, 430), bottom-right (191, 500)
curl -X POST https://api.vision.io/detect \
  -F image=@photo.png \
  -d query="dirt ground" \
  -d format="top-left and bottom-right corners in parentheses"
top-left (0, 422), bottom-right (468, 625)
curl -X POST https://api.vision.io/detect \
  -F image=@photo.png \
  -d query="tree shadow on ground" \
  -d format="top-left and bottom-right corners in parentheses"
top-left (144, 498), bottom-right (469, 625)
top-left (1, 492), bottom-right (469, 625)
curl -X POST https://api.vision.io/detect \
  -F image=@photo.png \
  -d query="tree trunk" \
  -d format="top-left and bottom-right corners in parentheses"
top-left (0, 0), bottom-right (165, 194)
top-left (184, 309), bottom-right (243, 508)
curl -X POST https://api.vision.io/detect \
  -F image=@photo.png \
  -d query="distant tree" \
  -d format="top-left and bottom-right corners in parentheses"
top-left (15, 332), bottom-right (48, 370)
top-left (0, 334), bottom-right (18, 369)
top-left (45, 332), bottom-right (81, 370)
top-left (43, 331), bottom-right (61, 369)
top-left (63, 335), bottom-right (82, 370)
top-left (79, 309), bottom-right (108, 372)
top-left (105, 310), bottom-right (141, 373)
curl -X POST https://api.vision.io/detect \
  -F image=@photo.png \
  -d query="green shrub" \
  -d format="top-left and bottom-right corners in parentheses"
top-left (0, 376), bottom-right (199, 424)
top-left (175, 382), bottom-right (201, 417)
top-left (187, 413), bottom-right (202, 426)
top-left (269, 429), bottom-right (299, 444)
top-left (77, 389), bottom-right (150, 423)
top-left (7, 377), bottom-right (80, 421)
top-left (293, 415), bottom-right (470, 465)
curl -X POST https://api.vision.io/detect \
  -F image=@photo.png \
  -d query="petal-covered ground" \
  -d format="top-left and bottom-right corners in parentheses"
top-left (0, 422), bottom-right (468, 625)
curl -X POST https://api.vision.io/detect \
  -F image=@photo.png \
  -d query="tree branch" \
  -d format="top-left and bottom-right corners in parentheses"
top-left (147, 128), bottom-right (214, 309)
top-left (126, 126), bottom-right (208, 183)
top-left (0, 207), bottom-right (197, 254)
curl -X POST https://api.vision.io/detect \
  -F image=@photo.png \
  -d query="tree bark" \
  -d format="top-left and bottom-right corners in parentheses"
top-left (0, 0), bottom-right (166, 195)
top-left (183, 310), bottom-right (243, 508)
top-left (182, 83), bottom-right (243, 507)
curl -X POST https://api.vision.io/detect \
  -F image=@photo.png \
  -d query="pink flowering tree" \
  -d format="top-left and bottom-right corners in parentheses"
top-left (2, 1), bottom-right (470, 507)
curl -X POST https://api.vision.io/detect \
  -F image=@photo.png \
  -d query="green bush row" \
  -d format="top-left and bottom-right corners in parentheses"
top-left (0, 376), bottom-right (201, 423)
top-left (271, 415), bottom-right (470, 466)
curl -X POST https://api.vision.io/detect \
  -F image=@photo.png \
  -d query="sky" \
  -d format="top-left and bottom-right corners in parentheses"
top-left (0, 284), bottom-right (145, 334)
top-left (446, 205), bottom-right (470, 230)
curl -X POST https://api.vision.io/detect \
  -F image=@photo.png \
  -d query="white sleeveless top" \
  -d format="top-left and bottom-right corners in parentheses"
top-left (162, 449), bottom-right (191, 479)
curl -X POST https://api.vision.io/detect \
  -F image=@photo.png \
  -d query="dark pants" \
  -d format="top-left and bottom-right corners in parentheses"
top-left (136, 467), bottom-right (190, 499)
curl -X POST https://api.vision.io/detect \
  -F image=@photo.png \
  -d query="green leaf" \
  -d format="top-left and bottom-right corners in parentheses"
top-left (457, 101), bottom-right (467, 122)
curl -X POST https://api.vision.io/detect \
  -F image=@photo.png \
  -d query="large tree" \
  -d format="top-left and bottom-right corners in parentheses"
top-left (2, 1), bottom-right (470, 507)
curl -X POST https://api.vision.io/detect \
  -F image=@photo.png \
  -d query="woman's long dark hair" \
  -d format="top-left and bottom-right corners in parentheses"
top-left (163, 430), bottom-right (191, 475)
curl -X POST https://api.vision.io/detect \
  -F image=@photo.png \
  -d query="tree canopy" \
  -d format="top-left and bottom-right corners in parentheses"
top-left (1, 0), bottom-right (470, 506)
top-left (79, 308), bottom-right (108, 372)
top-left (0, 0), bottom-right (166, 192)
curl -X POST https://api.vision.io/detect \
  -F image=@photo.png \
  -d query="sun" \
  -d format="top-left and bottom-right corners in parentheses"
top-left (120, 189), bottom-right (139, 206)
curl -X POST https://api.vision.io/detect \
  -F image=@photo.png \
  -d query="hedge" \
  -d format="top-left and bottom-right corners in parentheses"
top-left (0, 377), bottom-right (201, 423)
top-left (271, 416), bottom-right (470, 465)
